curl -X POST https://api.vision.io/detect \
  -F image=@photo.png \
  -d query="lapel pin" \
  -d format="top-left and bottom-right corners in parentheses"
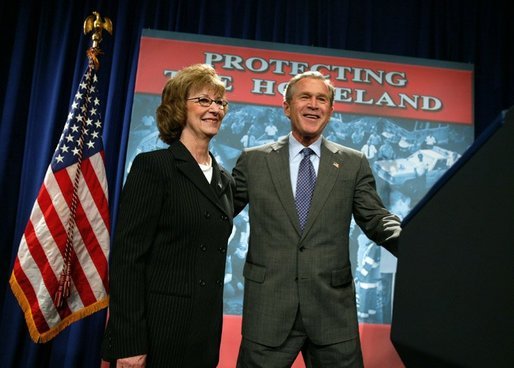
top-left (333, 162), bottom-right (340, 168)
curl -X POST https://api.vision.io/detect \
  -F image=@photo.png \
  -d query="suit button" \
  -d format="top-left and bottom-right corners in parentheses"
top-left (216, 279), bottom-right (223, 287)
top-left (299, 246), bottom-right (305, 252)
top-left (199, 280), bottom-right (206, 286)
top-left (218, 247), bottom-right (226, 253)
top-left (204, 211), bottom-right (211, 219)
top-left (200, 244), bottom-right (207, 251)
top-left (220, 215), bottom-right (228, 221)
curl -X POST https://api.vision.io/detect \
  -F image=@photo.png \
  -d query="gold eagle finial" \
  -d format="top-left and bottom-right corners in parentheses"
top-left (83, 11), bottom-right (113, 69)
top-left (83, 11), bottom-right (113, 50)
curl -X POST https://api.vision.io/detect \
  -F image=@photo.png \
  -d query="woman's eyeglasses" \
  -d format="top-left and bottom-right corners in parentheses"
top-left (187, 96), bottom-right (229, 109)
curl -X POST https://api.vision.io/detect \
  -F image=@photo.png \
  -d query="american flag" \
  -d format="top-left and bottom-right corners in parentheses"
top-left (9, 56), bottom-right (110, 343)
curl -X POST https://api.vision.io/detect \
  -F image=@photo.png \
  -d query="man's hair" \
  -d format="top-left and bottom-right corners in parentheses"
top-left (283, 70), bottom-right (335, 105)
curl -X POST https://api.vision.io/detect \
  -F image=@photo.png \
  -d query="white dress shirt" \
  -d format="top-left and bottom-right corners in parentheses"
top-left (288, 133), bottom-right (322, 198)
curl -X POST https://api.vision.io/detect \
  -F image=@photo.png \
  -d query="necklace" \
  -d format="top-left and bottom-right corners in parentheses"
top-left (198, 155), bottom-right (211, 167)
top-left (199, 157), bottom-right (213, 183)
top-left (198, 155), bottom-right (212, 172)
top-left (199, 162), bottom-right (212, 172)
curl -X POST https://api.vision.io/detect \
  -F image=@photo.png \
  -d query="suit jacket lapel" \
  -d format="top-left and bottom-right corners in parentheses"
top-left (170, 142), bottom-right (231, 218)
top-left (266, 136), bottom-right (302, 234)
top-left (211, 160), bottom-right (234, 222)
top-left (301, 139), bottom-right (343, 237)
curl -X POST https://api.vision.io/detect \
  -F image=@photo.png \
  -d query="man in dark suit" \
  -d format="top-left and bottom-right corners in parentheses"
top-left (232, 71), bottom-right (401, 367)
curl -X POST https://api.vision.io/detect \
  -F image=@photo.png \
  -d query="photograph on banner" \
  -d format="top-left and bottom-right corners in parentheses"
top-left (126, 30), bottom-right (474, 323)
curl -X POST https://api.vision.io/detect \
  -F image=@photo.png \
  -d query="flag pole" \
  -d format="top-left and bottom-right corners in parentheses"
top-left (54, 11), bottom-right (113, 308)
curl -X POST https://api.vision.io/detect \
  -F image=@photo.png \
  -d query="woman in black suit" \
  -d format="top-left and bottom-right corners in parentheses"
top-left (102, 64), bottom-right (234, 367)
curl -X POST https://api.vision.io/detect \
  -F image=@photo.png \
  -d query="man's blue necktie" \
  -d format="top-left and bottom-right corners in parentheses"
top-left (295, 148), bottom-right (317, 231)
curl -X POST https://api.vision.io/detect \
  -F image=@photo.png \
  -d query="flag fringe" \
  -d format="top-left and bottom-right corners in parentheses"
top-left (9, 272), bottom-right (109, 343)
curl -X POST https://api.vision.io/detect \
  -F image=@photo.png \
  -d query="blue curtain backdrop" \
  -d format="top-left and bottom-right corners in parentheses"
top-left (1, 0), bottom-right (512, 366)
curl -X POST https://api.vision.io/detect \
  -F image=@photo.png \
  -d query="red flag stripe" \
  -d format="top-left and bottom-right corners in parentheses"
top-left (12, 258), bottom-right (51, 333)
top-left (22, 197), bottom-right (75, 319)
top-left (19, 220), bottom-right (69, 322)
top-left (60, 234), bottom-right (97, 309)
top-left (44, 170), bottom-right (100, 307)
top-left (67, 209), bottom-right (109, 299)
top-left (53, 166), bottom-right (109, 292)
top-left (74, 203), bottom-right (109, 293)
top-left (22, 217), bottom-right (71, 321)
top-left (81, 155), bottom-right (109, 224)
top-left (82, 153), bottom-right (110, 230)
top-left (78, 157), bottom-right (110, 257)
top-left (37, 182), bottom-right (69, 256)
top-left (64, 233), bottom-right (98, 308)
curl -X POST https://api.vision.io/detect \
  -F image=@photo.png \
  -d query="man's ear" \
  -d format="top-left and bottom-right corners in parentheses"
top-left (283, 101), bottom-right (290, 118)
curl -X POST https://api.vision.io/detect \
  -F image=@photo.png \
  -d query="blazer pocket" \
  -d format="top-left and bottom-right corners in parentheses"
top-left (331, 265), bottom-right (353, 287)
top-left (243, 262), bottom-right (266, 283)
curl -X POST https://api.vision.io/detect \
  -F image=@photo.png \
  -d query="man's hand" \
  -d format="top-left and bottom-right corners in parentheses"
top-left (383, 215), bottom-right (402, 241)
top-left (116, 354), bottom-right (147, 368)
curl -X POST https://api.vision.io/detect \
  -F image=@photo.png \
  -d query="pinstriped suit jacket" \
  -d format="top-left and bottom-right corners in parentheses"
top-left (232, 135), bottom-right (400, 347)
top-left (102, 141), bottom-right (234, 367)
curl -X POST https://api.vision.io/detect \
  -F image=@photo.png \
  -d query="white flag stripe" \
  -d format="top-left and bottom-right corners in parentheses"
top-left (42, 165), bottom-right (106, 306)
top-left (27, 201), bottom-right (63, 277)
top-left (45, 156), bottom-right (108, 305)
top-left (71, 223), bottom-right (108, 301)
top-left (55, 163), bottom-right (109, 303)
top-left (75, 161), bottom-right (109, 261)
top-left (89, 153), bottom-right (110, 202)
top-left (65, 262), bottom-right (86, 312)
top-left (18, 235), bottom-right (61, 327)
top-left (44, 167), bottom-right (71, 222)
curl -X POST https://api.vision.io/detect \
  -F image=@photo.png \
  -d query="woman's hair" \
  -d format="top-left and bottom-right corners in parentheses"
top-left (156, 63), bottom-right (226, 144)
top-left (283, 70), bottom-right (335, 105)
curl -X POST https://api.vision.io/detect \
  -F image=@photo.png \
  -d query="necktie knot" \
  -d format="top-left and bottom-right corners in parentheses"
top-left (301, 147), bottom-right (314, 159)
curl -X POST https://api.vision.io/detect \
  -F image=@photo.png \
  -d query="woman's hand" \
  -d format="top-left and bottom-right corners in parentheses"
top-left (116, 354), bottom-right (147, 368)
